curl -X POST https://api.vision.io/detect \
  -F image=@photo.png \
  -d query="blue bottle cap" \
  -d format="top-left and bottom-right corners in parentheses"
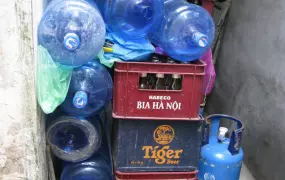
top-left (193, 32), bottom-right (209, 47)
top-left (73, 91), bottom-right (88, 109)
top-left (63, 33), bottom-right (81, 50)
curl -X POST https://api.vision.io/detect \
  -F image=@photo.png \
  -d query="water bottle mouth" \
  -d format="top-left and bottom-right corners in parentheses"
top-left (142, 6), bottom-right (153, 19)
top-left (47, 117), bottom-right (101, 162)
top-left (63, 33), bottom-right (80, 51)
top-left (57, 127), bottom-right (88, 151)
top-left (73, 91), bottom-right (88, 109)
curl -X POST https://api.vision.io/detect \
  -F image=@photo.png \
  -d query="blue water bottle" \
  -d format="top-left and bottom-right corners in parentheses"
top-left (61, 122), bottom-right (113, 180)
top-left (96, 0), bottom-right (163, 39)
top-left (38, 0), bottom-right (105, 66)
top-left (61, 154), bottom-right (113, 180)
top-left (47, 115), bottom-right (102, 162)
top-left (149, 0), bottom-right (215, 62)
top-left (60, 61), bottom-right (113, 117)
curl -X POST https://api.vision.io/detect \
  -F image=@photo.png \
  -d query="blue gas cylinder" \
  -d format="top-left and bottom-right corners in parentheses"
top-left (149, 0), bottom-right (215, 62)
top-left (38, 0), bottom-right (105, 66)
top-left (60, 61), bottom-right (113, 117)
top-left (47, 115), bottom-right (103, 162)
top-left (198, 114), bottom-right (244, 180)
top-left (96, 0), bottom-right (163, 39)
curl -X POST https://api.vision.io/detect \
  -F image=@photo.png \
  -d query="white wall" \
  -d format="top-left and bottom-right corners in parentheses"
top-left (0, 0), bottom-right (47, 179)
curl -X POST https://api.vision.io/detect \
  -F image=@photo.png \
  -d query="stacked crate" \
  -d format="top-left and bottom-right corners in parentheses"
top-left (112, 61), bottom-right (206, 180)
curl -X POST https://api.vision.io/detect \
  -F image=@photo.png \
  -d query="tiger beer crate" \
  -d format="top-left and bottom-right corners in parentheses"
top-left (115, 171), bottom-right (198, 180)
top-left (113, 118), bottom-right (204, 172)
top-left (113, 61), bottom-right (206, 120)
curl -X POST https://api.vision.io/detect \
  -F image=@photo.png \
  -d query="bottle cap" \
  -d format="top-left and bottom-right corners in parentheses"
top-left (73, 91), bottom-right (88, 109)
top-left (172, 74), bottom-right (181, 79)
top-left (156, 73), bottom-right (164, 78)
top-left (167, 57), bottom-right (176, 64)
top-left (181, 61), bottom-right (191, 64)
top-left (152, 55), bottom-right (160, 63)
top-left (193, 32), bottom-right (208, 47)
top-left (64, 33), bottom-right (80, 51)
top-left (218, 127), bottom-right (228, 142)
top-left (141, 73), bottom-right (147, 77)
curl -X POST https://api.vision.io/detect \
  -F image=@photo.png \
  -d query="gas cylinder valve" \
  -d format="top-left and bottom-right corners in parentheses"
top-left (218, 127), bottom-right (228, 142)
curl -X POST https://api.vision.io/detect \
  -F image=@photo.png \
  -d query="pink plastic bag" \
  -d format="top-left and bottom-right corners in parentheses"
top-left (200, 49), bottom-right (216, 96)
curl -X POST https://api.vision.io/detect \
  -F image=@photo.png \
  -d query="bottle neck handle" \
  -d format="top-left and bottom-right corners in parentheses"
top-left (186, 27), bottom-right (209, 48)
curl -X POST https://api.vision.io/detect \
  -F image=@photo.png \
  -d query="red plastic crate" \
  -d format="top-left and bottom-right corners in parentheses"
top-left (113, 61), bottom-right (206, 120)
top-left (115, 171), bottom-right (198, 180)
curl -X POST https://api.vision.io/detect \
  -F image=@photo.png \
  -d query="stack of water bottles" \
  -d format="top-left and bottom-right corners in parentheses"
top-left (37, 0), bottom-right (216, 179)
top-left (38, 0), bottom-right (113, 179)
top-left (95, 0), bottom-right (214, 63)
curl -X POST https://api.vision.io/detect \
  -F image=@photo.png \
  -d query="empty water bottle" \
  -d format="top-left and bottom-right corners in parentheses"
top-left (38, 0), bottom-right (105, 66)
top-left (61, 137), bottom-right (113, 180)
top-left (47, 116), bottom-right (102, 162)
top-left (60, 61), bottom-right (113, 117)
top-left (149, 0), bottom-right (215, 62)
top-left (97, 0), bottom-right (163, 39)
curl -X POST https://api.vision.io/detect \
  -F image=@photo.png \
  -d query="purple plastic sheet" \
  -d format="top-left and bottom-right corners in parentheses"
top-left (200, 49), bottom-right (216, 95)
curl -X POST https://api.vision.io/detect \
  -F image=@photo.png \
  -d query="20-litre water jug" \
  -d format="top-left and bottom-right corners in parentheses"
top-left (149, 0), bottom-right (215, 62)
top-left (61, 152), bottom-right (113, 180)
top-left (47, 115), bottom-right (103, 162)
top-left (96, 0), bottom-right (163, 39)
top-left (60, 61), bottom-right (113, 117)
top-left (61, 136), bottom-right (113, 180)
top-left (38, 0), bottom-right (105, 66)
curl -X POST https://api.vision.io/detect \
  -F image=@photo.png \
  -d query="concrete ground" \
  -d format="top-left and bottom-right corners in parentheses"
top-left (240, 164), bottom-right (255, 180)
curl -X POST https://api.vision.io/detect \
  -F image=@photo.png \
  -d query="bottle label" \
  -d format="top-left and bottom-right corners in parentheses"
top-left (73, 91), bottom-right (88, 109)
top-left (64, 33), bottom-right (80, 50)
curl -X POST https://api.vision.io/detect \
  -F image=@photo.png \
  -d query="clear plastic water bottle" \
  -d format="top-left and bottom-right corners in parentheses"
top-left (38, 0), bottom-right (106, 66)
top-left (97, 0), bottom-right (163, 39)
top-left (47, 115), bottom-right (102, 162)
top-left (60, 61), bottom-right (113, 117)
top-left (60, 136), bottom-right (113, 180)
top-left (149, 0), bottom-right (215, 62)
